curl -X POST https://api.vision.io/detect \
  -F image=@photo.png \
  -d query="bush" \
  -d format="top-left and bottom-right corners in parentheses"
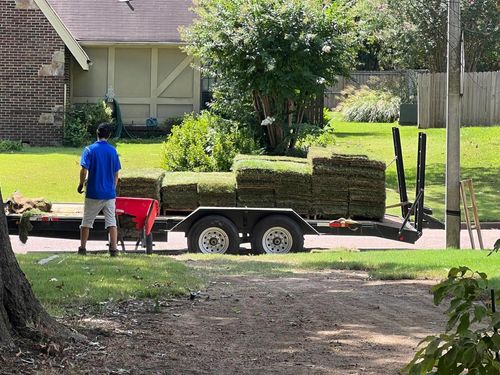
top-left (64, 101), bottom-right (113, 147)
top-left (0, 140), bottom-right (23, 153)
top-left (161, 116), bottom-right (184, 134)
top-left (338, 86), bottom-right (401, 123)
top-left (295, 123), bottom-right (336, 150)
top-left (161, 111), bottom-right (258, 172)
top-left (403, 266), bottom-right (500, 374)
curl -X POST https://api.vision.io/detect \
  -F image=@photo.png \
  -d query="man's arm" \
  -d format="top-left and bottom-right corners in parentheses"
top-left (114, 171), bottom-right (119, 190)
top-left (78, 167), bottom-right (88, 194)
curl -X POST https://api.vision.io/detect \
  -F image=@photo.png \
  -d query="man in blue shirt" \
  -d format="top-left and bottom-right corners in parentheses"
top-left (77, 123), bottom-right (121, 256)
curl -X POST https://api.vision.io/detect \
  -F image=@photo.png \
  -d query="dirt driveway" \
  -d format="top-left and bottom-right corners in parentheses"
top-left (1, 260), bottom-right (447, 375)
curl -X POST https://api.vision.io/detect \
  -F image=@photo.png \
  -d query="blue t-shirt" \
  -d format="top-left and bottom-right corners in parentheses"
top-left (80, 140), bottom-right (121, 199)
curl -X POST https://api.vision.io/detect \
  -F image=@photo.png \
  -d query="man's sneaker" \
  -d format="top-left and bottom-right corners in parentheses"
top-left (109, 249), bottom-right (119, 257)
top-left (78, 246), bottom-right (87, 256)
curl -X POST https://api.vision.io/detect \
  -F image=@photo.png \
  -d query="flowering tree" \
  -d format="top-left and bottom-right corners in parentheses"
top-left (182, 0), bottom-right (355, 151)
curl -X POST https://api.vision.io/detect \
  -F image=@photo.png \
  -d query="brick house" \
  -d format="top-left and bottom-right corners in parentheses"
top-left (0, 0), bottom-right (196, 146)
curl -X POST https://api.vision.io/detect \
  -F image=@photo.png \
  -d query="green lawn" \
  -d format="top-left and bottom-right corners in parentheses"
top-left (16, 249), bottom-right (499, 315)
top-left (329, 113), bottom-right (500, 221)
top-left (0, 143), bottom-right (163, 203)
top-left (179, 249), bottom-right (500, 289)
top-left (17, 253), bottom-right (201, 316)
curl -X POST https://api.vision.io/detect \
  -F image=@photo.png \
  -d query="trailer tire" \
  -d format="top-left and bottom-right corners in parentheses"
top-left (188, 215), bottom-right (239, 254)
top-left (251, 215), bottom-right (304, 254)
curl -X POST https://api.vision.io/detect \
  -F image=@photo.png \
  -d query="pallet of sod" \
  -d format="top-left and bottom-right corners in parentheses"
top-left (308, 147), bottom-right (386, 219)
top-left (118, 168), bottom-right (165, 201)
top-left (233, 155), bottom-right (312, 213)
top-left (161, 172), bottom-right (235, 211)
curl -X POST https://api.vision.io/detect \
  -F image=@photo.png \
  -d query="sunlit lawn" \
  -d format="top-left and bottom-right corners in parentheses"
top-left (178, 249), bottom-right (500, 289)
top-left (329, 113), bottom-right (500, 221)
top-left (17, 249), bottom-right (499, 315)
top-left (0, 143), bottom-right (163, 202)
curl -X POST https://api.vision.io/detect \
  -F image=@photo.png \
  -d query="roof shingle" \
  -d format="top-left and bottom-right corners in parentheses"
top-left (47, 0), bottom-right (194, 43)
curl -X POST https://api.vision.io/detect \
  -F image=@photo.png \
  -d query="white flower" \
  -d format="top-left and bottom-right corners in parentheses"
top-left (261, 116), bottom-right (275, 126)
top-left (322, 45), bottom-right (331, 53)
top-left (316, 77), bottom-right (326, 85)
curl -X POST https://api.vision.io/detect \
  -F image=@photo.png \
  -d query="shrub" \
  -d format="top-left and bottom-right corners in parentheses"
top-left (295, 123), bottom-right (336, 150)
top-left (161, 116), bottom-right (184, 134)
top-left (403, 266), bottom-right (500, 374)
top-left (0, 140), bottom-right (23, 153)
top-left (64, 101), bottom-right (113, 147)
top-left (161, 111), bottom-right (258, 172)
top-left (338, 86), bottom-right (401, 123)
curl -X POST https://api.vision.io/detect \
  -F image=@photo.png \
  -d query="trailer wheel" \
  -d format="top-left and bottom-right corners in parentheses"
top-left (251, 215), bottom-right (304, 254)
top-left (188, 215), bottom-right (239, 254)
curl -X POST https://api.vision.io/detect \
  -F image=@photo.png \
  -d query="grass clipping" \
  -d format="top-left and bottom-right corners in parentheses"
top-left (118, 168), bottom-right (165, 201)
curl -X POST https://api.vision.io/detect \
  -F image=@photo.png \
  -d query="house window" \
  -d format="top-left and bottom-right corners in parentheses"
top-left (201, 76), bottom-right (215, 110)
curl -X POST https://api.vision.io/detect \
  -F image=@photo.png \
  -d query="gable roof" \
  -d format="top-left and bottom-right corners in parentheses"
top-left (46, 0), bottom-right (195, 44)
top-left (34, 0), bottom-right (90, 70)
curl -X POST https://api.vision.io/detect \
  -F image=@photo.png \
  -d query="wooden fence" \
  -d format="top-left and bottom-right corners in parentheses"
top-left (325, 71), bottom-right (408, 108)
top-left (417, 71), bottom-right (500, 128)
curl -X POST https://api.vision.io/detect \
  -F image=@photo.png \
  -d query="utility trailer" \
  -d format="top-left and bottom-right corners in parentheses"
top-left (6, 128), bottom-right (442, 254)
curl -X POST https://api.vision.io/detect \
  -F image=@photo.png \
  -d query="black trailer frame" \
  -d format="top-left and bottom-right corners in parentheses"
top-left (6, 128), bottom-right (439, 253)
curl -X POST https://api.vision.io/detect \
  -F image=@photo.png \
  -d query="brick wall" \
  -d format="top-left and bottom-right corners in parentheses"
top-left (0, 0), bottom-right (70, 146)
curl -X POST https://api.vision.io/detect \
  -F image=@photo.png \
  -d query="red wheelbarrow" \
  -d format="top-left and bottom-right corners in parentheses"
top-left (115, 197), bottom-right (159, 254)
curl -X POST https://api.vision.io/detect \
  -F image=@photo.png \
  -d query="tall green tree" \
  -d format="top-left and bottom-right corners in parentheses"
top-left (346, 0), bottom-right (499, 72)
top-left (182, 0), bottom-right (356, 152)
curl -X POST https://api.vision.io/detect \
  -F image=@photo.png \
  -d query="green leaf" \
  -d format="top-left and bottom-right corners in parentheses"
top-left (473, 305), bottom-right (487, 323)
top-left (491, 332), bottom-right (500, 350)
top-left (457, 313), bottom-right (470, 334)
top-left (462, 345), bottom-right (477, 366)
top-left (437, 346), bottom-right (457, 373)
top-left (492, 312), bottom-right (500, 329)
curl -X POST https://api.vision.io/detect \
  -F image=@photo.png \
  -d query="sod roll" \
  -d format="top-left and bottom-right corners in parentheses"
top-left (118, 168), bottom-right (165, 201)
top-left (308, 147), bottom-right (386, 219)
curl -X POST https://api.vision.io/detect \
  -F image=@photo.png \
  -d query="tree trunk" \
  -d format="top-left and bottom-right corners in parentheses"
top-left (0, 190), bottom-right (84, 347)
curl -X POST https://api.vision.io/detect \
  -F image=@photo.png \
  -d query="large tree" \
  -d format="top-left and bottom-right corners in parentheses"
top-left (346, 0), bottom-right (499, 72)
top-left (182, 0), bottom-right (356, 152)
top-left (0, 190), bottom-right (82, 346)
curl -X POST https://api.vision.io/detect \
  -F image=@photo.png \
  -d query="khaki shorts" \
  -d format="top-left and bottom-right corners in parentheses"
top-left (81, 198), bottom-right (116, 229)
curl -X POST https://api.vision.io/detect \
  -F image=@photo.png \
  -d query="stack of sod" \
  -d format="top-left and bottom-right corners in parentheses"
top-left (161, 172), bottom-right (200, 211)
top-left (197, 173), bottom-right (236, 207)
top-left (118, 168), bottom-right (165, 201)
top-left (347, 158), bottom-right (386, 219)
top-left (308, 147), bottom-right (386, 219)
top-left (232, 155), bottom-right (312, 213)
top-left (161, 172), bottom-right (236, 211)
top-left (308, 148), bottom-right (350, 217)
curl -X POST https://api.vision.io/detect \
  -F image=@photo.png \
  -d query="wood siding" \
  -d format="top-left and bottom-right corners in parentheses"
top-left (71, 46), bottom-right (200, 125)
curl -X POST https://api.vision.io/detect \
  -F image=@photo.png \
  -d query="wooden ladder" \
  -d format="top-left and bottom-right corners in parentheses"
top-left (460, 179), bottom-right (484, 249)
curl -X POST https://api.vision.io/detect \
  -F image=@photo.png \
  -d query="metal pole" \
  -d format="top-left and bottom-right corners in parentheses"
top-left (445, 0), bottom-right (461, 248)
